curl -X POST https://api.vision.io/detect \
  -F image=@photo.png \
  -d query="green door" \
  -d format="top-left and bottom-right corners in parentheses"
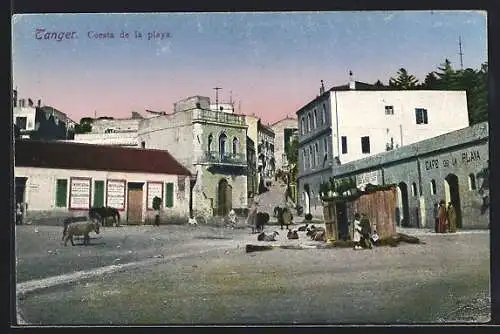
top-left (93, 180), bottom-right (105, 207)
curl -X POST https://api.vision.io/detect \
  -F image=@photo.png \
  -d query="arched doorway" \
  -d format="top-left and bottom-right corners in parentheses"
top-left (217, 178), bottom-right (232, 216)
top-left (398, 182), bottom-right (410, 227)
top-left (444, 174), bottom-right (462, 228)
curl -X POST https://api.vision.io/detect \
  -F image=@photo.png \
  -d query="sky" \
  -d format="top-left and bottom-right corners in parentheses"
top-left (12, 11), bottom-right (488, 125)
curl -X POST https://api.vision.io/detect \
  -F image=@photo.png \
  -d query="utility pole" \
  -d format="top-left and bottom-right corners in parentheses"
top-left (213, 87), bottom-right (222, 111)
top-left (458, 35), bottom-right (464, 70)
top-left (94, 110), bottom-right (97, 118)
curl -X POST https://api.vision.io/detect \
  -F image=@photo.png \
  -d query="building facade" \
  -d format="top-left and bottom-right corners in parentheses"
top-left (72, 113), bottom-right (144, 147)
top-left (270, 116), bottom-right (298, 173)
top-left (13, 90), bottom-right (76, 140)
top-left (327, 122), bottom-right (489, 229)
top-left (14, 140), bottom-right (192, 225)
top-left (138, 96), bottom-right (248, 217)
top-left (257, 120), bottom-right (276, 181)
top-left (296, 80), bottom-right (470, 215)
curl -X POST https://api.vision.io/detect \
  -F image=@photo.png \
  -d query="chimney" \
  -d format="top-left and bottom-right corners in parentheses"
top-left (37, 99), bottom-right (41, 107)
top-left (349, 70), bottom-right (355, 90)
top-left (13, 89), bottom-right (18, 107)
top-left (320, 80), bottom-right (325, 95)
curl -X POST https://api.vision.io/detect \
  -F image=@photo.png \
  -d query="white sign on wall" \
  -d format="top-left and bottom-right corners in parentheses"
top-left (147, 182), bottom-right (163, 210)
top-left (107, 180), bottom-right (126, 210)
top-left (356, 171), bottom-right (379, 187)
top-left (70, 178), bottom-right (91, 210)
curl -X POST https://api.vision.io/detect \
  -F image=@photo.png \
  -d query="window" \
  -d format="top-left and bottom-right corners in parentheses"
top-left (301, 118), bottom-right (306, 134)
top-left (323, 137), bottom-right (328, 156)
top-left (55, 179), bottom-right (68, 207)
top-left (303, 149), bottom-right (307, 170)
top-left (385, 105), bottom-right (394, 115)
top-left (313, 109), bottom-right (318, 128)
top-left (105, 128), bottom-right (116, 133)
top-left (415, 108), bottom-right (428, 124)
top-left (165, 182), bottom-right (174, 208)
top-left (208, 134), bottom-right (213, 152)
top-left (322, 104), bottom-right (327, 124)
top-left (469, 174), bottom-right (477, 190)
top-left (411, 182), bottom-right (418, 196)
top-left (141, 141), bottom-right (146, 148)
top-left (232, 137), bottom-right (239, 155)
top-left (315, 142), bottom-right (320, 167)
top-left (219, 133), bottom-right (227, 158)
top-left (93, 180), bottom-right (105, 207)
top-left (16, 117), bottom-right (27, 130)
top-left (308, 113), bottom-right (312, 132)
top-left (341, 136), bottom-right (348, 154)
top-left (430, 180), bottom-right (436, 195)
top-left (178, 176), bottom-right (186, 199)
top-left (361, 136), bottom-right (370, 154)
top-left (309, 146), bottom-right (314, 168)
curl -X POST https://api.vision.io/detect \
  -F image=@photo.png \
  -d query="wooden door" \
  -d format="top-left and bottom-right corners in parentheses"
top-left (127, 188), bottom-right (143, 225)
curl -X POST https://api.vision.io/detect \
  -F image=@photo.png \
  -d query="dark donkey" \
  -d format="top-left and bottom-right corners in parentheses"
top-left (89, 206), bottom-right (121, 227)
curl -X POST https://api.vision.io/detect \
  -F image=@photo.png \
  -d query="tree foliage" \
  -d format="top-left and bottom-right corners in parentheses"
top-left (74, 117), bottom-right (93, 134)
top-left (285, 136), bottom-right (299, 182)
top-left (388, 68), bottom-right (419, 89)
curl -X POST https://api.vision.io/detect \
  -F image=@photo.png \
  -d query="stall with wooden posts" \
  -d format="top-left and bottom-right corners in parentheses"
top-left (322, 184), bottom-right (398, 241)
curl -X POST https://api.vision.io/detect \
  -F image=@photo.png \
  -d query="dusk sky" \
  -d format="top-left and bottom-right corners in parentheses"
top-left (12, 11), bottom-right (487, 124)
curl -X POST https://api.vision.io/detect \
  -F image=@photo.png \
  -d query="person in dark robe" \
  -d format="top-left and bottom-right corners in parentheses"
top-left (438, 200), bottom-right (448, 233)
top-left (447, 202), bottom-right (457, 233)
top-left (433, 203), bottom-right (439, 233)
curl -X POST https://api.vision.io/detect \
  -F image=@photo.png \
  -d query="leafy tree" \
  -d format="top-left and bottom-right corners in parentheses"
top-left (467, 62), bottom-right (488, 124)
top-left (420, 72), bottom-right (439, 89)
top-left (374, 80), bottom-right (386, 89)
top-left (285, 136), bottom-right (299, 183)
top-left (74, 117), bottom-right (93, 134)
top-left (434, 58), bottom-right (461, 90)
top-left (388, 68), bottom-right (419, 89)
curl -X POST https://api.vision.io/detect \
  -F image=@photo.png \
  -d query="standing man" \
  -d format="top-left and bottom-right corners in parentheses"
top-left (433, 203), bottom-right (440, 233)
top-left (247, 196), bottom-right (259, 233)
top-left (438, 200), bottom-right (448, 233)
top-left (352, 213), bottom-right (362, 250)
top-left (16, 203), bottom-right (23, 225)
top-left (447, 202), bottom-right (458, 233)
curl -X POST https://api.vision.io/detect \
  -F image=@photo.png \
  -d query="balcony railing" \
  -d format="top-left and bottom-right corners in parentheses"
top-left (192, 109), bottom-right (246, 126)
top-left (198, 151), bottom-right (247, 166)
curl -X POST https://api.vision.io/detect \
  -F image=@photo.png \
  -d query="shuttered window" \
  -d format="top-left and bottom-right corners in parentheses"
top-left (93, 180), bottom-right (105, 207)
top-left (165, 182), bottom-right (174, 208)
top-left (55, 179), bottom-right (68, 207)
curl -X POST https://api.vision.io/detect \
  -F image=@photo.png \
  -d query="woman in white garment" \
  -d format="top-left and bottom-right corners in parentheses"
top-left (352, 213), bottom-right (362, 250)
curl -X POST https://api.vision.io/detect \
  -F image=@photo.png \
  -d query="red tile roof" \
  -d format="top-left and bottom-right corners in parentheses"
top-left (15, 140), bottom-right (191, 176)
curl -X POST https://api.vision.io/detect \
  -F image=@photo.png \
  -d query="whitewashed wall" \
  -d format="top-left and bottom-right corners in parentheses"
top-left (15, 166), bottom-right (190, 223)
top-left (331, 90), bottom-right (469, 164)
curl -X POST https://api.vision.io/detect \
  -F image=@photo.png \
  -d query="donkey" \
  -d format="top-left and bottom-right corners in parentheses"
top-left (89, 206), bottom-right (121, 227)
top-left (63, 219), bottom-right (100, 246)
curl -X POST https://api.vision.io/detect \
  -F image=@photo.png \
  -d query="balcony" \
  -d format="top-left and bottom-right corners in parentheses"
top-left (192, 109), bottom-right (246, 127)
top-left (198, 151), bottom-right (247, 166)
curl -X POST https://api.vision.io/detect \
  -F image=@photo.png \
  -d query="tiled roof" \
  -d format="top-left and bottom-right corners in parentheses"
top-left (15, 140), bottom-right (191, 176)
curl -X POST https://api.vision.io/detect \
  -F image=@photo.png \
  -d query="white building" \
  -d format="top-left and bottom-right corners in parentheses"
top-left (210, 103), bottom-right (235, 114)
top-left (138, 96), bottom-right (248, 217)
top-left (71, 113), bottom-right (144, 147)
top-left (296, 79), bottom-right (470, 216)
top-left (15, 140), bottom-right (191, 225)
top-left (270, 116), bottom-right (298, 173)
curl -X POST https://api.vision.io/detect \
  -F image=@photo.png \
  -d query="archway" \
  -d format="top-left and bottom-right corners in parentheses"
top-left (217, 178), bottom-right (232, 216)
top-left (219, 133), bottom-right (227, 160)
top-left (444, 174), bottom-right (462, 228)
top-left (398, 182), bottom-right (410, 227)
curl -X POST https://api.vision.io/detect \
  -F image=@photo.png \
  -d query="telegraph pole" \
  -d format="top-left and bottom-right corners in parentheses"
top-left (458, 36), bottom-right (464, 70)
top-left (213, 87), bottom-right (222, 111)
